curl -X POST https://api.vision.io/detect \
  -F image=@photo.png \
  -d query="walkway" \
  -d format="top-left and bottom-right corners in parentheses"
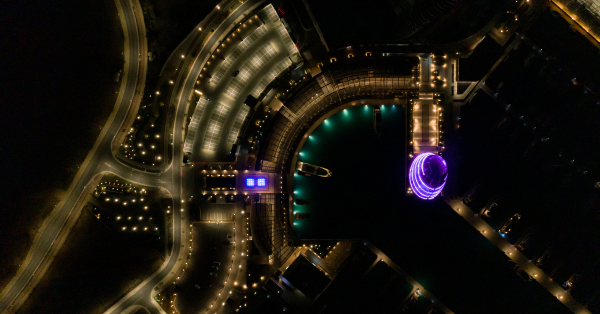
top-left (446, 197), bottom-right (591, 314)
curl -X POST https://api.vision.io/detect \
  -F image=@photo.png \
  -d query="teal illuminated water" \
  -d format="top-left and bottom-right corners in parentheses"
top-left (292, 104), bottom-right (406, 239)
top-left (290, 104), bottom-right (572, 314)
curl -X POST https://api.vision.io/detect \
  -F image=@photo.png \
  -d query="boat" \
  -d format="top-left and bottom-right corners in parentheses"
top-left (373, 105), bottom-right (382, 135)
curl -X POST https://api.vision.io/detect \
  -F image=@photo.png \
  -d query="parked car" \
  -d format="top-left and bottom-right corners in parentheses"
top-left (209, 272), bottom-right (217, 278)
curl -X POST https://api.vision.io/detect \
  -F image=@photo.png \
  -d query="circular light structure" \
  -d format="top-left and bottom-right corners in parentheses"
top-left (409, 153), bottom-right (448, 200)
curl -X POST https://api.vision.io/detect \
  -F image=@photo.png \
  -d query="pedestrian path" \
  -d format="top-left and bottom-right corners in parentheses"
top-left (446, 197), bottom-right (591, 314)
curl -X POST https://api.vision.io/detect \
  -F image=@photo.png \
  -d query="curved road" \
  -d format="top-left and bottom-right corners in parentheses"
top-left (0, 0), bottom-right (555, 314)
top-left (0, 0), bottom-right (149, 311)
top-left (0, 0), bottom-right (267, 313)
top-left (106, 1), bottom-right (266, 313)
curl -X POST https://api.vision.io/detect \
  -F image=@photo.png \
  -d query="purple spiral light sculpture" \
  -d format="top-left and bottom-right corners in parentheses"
top-left (409, 153), bottom-right (448, 200)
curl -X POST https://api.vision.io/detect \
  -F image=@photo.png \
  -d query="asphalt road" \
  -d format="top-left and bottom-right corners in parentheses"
top-left (447, 198), bottom-right (591, 314)
top-left (106, 0), bottom-right (264, 313)
top-left (175, 222), bottom-right (234, 314)
top-left (0, 0), bottom-right (266, 312)
top-left (185, 1), bottom-right (290, 161)
top-left (0, 0), bottom-right (551, 313)
top-left (0, 0), bottom-right (144, 311)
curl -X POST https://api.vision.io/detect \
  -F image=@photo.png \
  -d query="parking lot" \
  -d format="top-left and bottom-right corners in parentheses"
top-left (175, 221), bottom-right (234, 314)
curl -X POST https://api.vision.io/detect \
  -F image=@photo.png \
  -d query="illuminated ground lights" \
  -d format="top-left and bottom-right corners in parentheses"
top-left (408, 153), bottom-right (448, 200)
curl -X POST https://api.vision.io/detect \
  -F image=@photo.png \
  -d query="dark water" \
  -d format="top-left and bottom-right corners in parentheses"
top-left (291, 105), bottom-right (570, 314)
top-left (293, 104), bottom-right (406, 239)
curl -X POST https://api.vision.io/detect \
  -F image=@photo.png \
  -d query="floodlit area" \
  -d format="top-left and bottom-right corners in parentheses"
top-left (210, 25), bottom-right (268, 86)
top-left (202, 103), bottom-right (231, 152)
top-left (7, 0), bottom-right (600, 314)
top-left (251, 58), bottom-right (292, 98)
top-left (228, 106), bottom-right (250, 144)
top-left (223, 43), bottom-right (277, 100)
top-left (188, 4), bottom-right (301, 159)
top-left (410, 96), bottom-right (442, 154)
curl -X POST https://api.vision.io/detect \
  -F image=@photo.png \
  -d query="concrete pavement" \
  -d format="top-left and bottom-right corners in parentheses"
top-left (0, 0), bottom-right (267, 312)
top-left (0, 0), bottom-right (521, 313)
top-left (446, 198), bottom-right (591, 314)
top-left (107, 1), bottom-right (267, 313)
